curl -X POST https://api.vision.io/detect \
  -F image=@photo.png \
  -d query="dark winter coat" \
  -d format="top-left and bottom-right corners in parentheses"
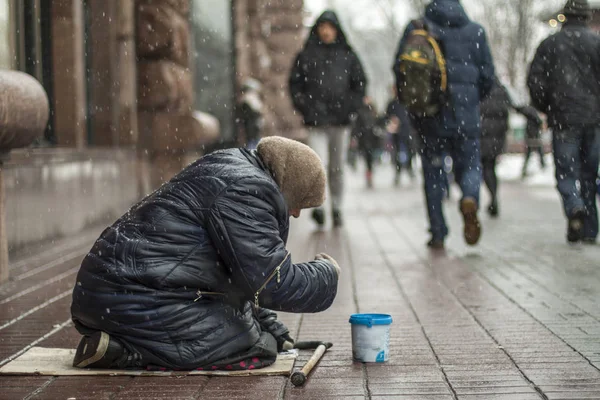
top-left (352, 104), bottom-right (381, 151)
top-left (393, 0), bottom-right (495, 138)
top-left (71, 149), bottom-right (338, 370)
top-left (528, 20), bottom-right (600, 132)
top-left (289, 11), bottom-right (367, 127)
top-left (517, 105), bottom-right (543, 143)
top-left (480, 81), bottom-right (513, 159)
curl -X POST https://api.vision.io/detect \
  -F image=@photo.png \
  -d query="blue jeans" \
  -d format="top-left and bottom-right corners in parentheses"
top-left (419, 133), bottom-right (482, 240)
top-left (552, 127), bottom-right (600, 239)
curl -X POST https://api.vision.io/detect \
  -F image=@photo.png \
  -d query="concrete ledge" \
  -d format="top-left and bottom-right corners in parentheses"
top-left (3, 148), bottom-right (149, 253)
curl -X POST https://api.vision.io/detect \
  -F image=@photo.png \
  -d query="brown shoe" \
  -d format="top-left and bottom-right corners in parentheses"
top-left (460, 197), bottom-right (481, 246)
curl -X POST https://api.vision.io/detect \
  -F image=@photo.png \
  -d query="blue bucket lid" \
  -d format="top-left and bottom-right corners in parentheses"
top-left (349, 313), bottom-right (392, 328)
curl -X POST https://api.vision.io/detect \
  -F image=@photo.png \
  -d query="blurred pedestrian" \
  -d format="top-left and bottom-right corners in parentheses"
top-left (518, 105), bottom-right (546, 178)
top-left (236, 77), bottom-right (264, 150)
top-left (289, 10), bottom-right (367, 228)
top-left (386, 89), bottom-right (416, 185)
top-left (393, 0), bottom-right (495, 249)
top-left (480, 77), bottom-right (513, 217)
top-left (528, 0), bottom-right (600, 244)
top-left (352, 96), bottom-right (383, 188)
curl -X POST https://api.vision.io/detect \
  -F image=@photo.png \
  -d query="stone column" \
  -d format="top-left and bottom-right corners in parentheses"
top-left (87, 0), bottom-right (138, 147)
top-left (51, 0), bottom-right (87, 148)
top-left (234, 0), bottom-right (306, 140)
top-left (0, 70), bottom-right (49, 283)
top-left (136, 0), bottom-right (218, 188)
top-left (117, 0), bottom-right (139, 146)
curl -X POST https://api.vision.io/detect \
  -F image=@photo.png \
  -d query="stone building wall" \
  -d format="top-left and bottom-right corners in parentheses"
top-left (136, 0), bottom-right (218, 187)
top-left (234, 0), bottom-right (306, 141)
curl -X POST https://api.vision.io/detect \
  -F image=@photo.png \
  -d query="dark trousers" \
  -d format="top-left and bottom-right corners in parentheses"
top-left (523, 144), bottom-right (545, 173)
top-left (553, 127), bottom-right (600, 240)
top-left (394, 139), bottom-right (414, 175)
top-left (364, 149), bottom-right (375, 173)
top-left (413, 119), bottom-right (481, 239)
top-left (482, 156), bottom-right (498, 205)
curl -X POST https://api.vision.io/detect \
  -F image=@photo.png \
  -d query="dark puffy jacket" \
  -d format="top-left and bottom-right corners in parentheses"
top-left (480, 81), bottom-right (513, 159)
top-left (289, 11), bottom-right (367, 127)
top-left (393, 0), bottom-right (495, 138)
top-left (71, 149), bottom-right (338, 370)
top-left (527, 20), bottom-right (600, 131)
top-left (352, 104), bottom-right (381, 151)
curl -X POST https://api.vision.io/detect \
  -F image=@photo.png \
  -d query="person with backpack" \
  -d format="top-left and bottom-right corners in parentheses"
top-left (289, 10), bottom-right (367, 228)
top-left (518, 104), bottom-right (546, 179)
top-left (528, 0), bottom-right (600, 244)
top-left (480, 78), bottom-right (514, 218)
top-left (393, 0), bottom-right (495, 249)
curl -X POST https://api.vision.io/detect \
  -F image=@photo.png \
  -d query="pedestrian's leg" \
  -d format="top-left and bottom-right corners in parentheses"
top-left (482, 156), bottom-right (499, 216)
top-left (365, 148), bottom-right (374, 188)
top-left (522, 146), bottom-right (531, 178)
top-left (307, 128), bottom-right (329, 227)
top-left (420, 134), bottom-right (448, 246)
top-left (580, 128), bottom-right (600, 242)
top-left (453, 137), bottom-right (482, 244)
top-left (328, 126), bottom-right (350, 226)
top-left (553, 132), bottom-right (585, 242)
top-left (538, 146), bottom-right (546, 169)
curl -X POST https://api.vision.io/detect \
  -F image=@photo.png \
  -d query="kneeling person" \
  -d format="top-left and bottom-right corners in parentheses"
top-left (71, 137), bottom-right (340, 370)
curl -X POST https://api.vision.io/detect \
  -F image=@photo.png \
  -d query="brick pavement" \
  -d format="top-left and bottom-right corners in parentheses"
top-left (1, 161), bottom-right (599, 399)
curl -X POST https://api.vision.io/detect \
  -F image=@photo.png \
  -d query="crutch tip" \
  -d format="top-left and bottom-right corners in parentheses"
top-left (291, 371), bottom-right (307, 386)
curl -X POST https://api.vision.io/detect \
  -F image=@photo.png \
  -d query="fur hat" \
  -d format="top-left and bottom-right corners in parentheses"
top-left (563, 0), bottom-right (591, 18)
top-left (256, 136), bottom-right (326, 210)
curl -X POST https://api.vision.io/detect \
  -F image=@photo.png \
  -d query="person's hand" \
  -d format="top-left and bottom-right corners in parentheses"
top-left (315, 253), bottom-right (341, 276)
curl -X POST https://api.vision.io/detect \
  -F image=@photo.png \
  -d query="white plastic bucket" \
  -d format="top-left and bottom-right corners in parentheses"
top-left (349, 313), bottom-right (392, 363)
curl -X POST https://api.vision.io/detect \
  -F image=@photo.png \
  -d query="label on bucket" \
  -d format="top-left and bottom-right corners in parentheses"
top-left (351, 323), bottom-right (390, 363)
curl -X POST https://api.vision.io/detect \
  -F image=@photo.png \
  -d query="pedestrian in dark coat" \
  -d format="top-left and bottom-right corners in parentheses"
top-left (236, 77), bottom-right (264, 150)
top-left (480, 78), bottom-right (513, 217)
top-left (527, 0), bottom-right (600, 244)
top-left (289, 10), bottom-right (367, 228)
top-left (352, 97), bottom-right (382, 188)
top-left (386, 95), bottom-right (416, 185)
top-left (517, 105), bottom-right (546, 178)
top-left (393, 0), bottom-right (495, 249)
top-left (71, 137), bottom-right (340, 371)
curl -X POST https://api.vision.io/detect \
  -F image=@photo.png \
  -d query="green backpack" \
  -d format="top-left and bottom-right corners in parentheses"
top-left (396, 19), bottom-right (447, 117)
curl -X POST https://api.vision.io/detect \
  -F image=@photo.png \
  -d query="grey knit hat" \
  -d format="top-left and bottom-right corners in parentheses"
top-left (256, 136), bottom-right (326, 210)
top-left (563, 0), bottom-right (591, 17)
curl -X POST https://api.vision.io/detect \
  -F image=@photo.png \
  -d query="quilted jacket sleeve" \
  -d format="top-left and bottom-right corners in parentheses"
top-left (527, 38), bottom-right (552, 113)
top-left (289, 52), bottom-right (309, 117)
top-left (206, 176), bottom-right (338, 313)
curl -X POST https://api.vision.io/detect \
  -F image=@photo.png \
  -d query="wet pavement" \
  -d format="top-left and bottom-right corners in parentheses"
top-left (1, 157), bottom-right (599, 399)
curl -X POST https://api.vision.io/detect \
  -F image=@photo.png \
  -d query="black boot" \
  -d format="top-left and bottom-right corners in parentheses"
top-left (73, 331), bottom-right (129, 369)
top-left (487, 200), bottom-right (499, 218)
top-left (427, 237), bottom-right (445, 250)
top-left (311, 208), bottom-right (325, 227)
top-left (567, 208), bottom-right (585, 243)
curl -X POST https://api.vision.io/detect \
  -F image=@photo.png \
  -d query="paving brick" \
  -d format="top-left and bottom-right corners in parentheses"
top-left (30, 376), bottom-right (131, 400)
top-left (0, 376), bottom-right (52, 400)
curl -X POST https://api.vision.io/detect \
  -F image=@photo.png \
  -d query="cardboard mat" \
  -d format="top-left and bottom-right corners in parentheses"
top-left (0, 347), bottom-right (297, 377)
